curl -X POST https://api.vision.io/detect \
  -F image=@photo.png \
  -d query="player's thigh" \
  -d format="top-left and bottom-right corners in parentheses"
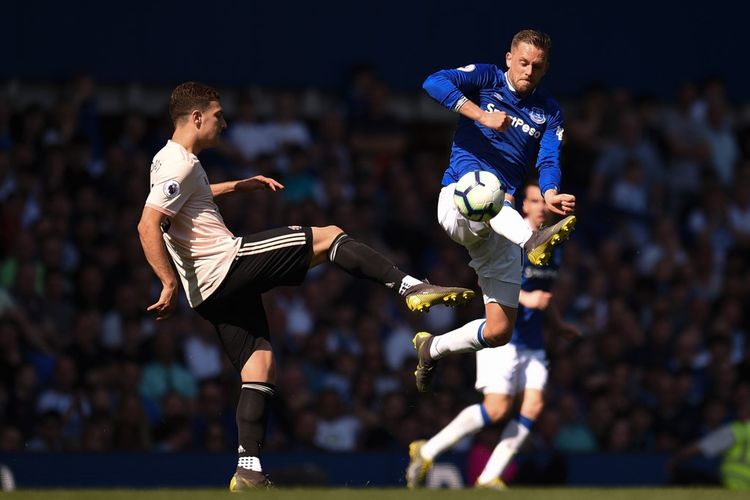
top-left (518, 350), bottom-right (548, 418)
top-left (482, 393), bottom-right (514, 423)
top-left (233, 226), bottom-right (313, 292)
top-left (196, 293), bottom-right (274, 378)
top-left (468, 233), bottom-right (522, 292)
top-left (437, 183), bottom-right (490, 246)
top-left (475, 343), bottom-right (521, 401)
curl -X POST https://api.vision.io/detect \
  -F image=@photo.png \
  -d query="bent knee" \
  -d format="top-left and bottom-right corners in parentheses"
top-left (482, 322), bottom-right (512, 347)
top-left (521, 401), bottom-right (545, 420)
top-left (311, 225), bottom-right (343, 248)
top-left (323, 224), bottom-right (343, 235)
top-left (483, 403), bottom-right (508, 423)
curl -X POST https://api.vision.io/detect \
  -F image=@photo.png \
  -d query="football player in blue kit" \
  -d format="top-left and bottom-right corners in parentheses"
top-left (412, 29), bottom-right (577, 393)
top-left (407, 181), bottom-right (581, 489)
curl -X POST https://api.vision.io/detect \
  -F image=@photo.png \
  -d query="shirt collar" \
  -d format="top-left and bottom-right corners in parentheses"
top-left (504, 72), bottom-right (537, 99)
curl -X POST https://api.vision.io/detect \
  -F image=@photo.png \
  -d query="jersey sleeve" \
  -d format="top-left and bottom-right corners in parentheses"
top-left (697, 424), bottom-right (736, 458)
top-left (145, 161), bottom-right (198, 216)
top-left (536, 104), bottom-right (564, 195)
top-left (423, 64), bottom-right (498, 111)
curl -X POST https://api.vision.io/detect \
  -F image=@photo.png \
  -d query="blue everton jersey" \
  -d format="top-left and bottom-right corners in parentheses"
top-left (511, 247), bottom-right (560, 350)
top-left (423, 63), bottom-right (564, 196)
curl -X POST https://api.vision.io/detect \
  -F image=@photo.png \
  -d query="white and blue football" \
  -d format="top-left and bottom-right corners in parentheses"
top-left (453, 170), bottom-right (505, 222)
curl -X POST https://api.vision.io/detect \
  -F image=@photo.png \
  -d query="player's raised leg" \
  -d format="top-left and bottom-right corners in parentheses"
top-left (310, 225), bottom-right (474, 312)
top-left (489, 201), bottom-right (576, 266)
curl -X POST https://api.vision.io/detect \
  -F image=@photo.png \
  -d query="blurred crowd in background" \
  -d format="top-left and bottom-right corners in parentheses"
top-left (1, 70), bottom-right (749, 477)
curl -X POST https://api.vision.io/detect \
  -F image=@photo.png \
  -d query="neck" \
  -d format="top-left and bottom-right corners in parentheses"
top-left (172, 127), bottom-right (202, 155)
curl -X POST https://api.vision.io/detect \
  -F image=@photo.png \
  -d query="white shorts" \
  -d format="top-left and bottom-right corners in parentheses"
top-left (475, 343), bottom-right (548, 395)
top-left (437, 184), bottom-right (522, 307)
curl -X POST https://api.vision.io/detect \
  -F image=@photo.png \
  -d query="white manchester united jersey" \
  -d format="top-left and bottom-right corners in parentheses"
top-left (145, 140), bottom-right (240, 307)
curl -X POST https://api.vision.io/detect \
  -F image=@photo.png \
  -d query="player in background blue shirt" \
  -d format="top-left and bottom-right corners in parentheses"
top-left (412, 29), bottom-right (577, 393)
top-left (406, 181), bottom-right (581, 489)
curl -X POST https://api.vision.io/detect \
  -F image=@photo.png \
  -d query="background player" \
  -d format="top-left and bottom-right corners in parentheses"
top-left (138, 82), bottom-right (474, 490)
top-left (413, 29), bottom-right (577, 392)
top-left (668, 400), bottom-right (750, 490)
top-left (406, 180), bottom-right (581, 488)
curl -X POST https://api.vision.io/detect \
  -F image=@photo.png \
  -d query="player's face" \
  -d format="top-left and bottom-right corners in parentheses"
top-left (199, 101), bottom-right (227, 147)
top-left (505, 42), bottom-right (548, 97)
top-left (522, 185), bottom-right (548, 228)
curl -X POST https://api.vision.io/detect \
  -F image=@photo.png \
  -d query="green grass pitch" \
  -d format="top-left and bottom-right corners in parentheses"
top-left (4, 488), bottom-right (747, 499)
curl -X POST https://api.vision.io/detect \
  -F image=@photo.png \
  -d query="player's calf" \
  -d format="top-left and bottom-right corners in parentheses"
top-left (322, 230), bottom-right (475, 311)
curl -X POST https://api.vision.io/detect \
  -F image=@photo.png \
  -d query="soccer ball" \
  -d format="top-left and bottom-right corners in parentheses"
top-left (453, 170), bottom-right (505, 222)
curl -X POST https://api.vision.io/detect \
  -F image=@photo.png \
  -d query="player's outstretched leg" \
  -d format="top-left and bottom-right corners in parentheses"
top-left (522, 215), bottom-right (576, 266)
top-left (323, 229), bottom-right (474, 312)
top-left (403, 281), bottom-right (475, 313)
top-left (405, 440), bottom-right (433, 488)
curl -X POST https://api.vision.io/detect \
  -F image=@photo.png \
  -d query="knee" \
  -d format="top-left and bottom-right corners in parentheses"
top-left (312, 225), bottom-right (344, 252)
top-left (320, 225), bottom-right (344, 246)
top-left (521, 400), bottom-right (544, 420)
top-left (483, 402), bottom-right (508, 423)
top-left (239, 339), bottom-right (276, 383)
top-left (481, 320), bottom-right (512, 347)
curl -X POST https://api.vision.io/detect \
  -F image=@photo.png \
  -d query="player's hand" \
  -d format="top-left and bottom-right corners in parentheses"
top-left (478, 111), bottom-right (511, 132)
top-left (557, 322), bottom-right (582, 340)
top-left (147, 284), bottom-right (178, 321)
top-left (237, 176), bottom-right (285, 192)
top-left (525, 290), bottom-right (552, 310)
top-left (544, 191), bottom-right (576, 216)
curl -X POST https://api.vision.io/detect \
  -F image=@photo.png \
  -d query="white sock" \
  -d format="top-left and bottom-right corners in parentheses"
top-left (399, 275), bottom-right (424, 295)
top-left (237, 456), bottom-right (262, 472)
top-left (429, 319), bottom-right (488, 359)
top-left (421, 404), bottom-right (488, 461)
top-left (476, 418), bottom-right (531, 485)
top-left (489, 202), bottom-right (533, 247)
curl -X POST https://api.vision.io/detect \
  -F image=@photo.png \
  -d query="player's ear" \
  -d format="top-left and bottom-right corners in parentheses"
top-left (191, 109), bottom-right (202, 128)
top-left (505, 51), bottom-right (512, 69)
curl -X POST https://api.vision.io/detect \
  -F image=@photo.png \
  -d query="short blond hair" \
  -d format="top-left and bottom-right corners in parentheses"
top-left (511, 29), bottom-right (552, 53)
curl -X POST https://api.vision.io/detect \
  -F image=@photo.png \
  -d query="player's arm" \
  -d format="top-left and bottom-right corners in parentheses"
top-left (519, 289), bottom-right (552, 310)
top-left (210, 175), bottom-right (284, 198)
top-left (667, 424), bottom-right (735, 474)
top-left (537, 108), bottom-right (575, 216)
top-left (137, 206), bottom-right (178, 320)
top-left (423, 64), bottom-right (511, 131)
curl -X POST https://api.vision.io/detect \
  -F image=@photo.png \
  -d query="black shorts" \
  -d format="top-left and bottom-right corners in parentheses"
top-left (195, 226), bottom-right (313, 372)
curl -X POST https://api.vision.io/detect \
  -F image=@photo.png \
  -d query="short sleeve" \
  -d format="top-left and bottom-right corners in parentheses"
top-left (697, 425), bottom-right (736, 458)
top-left (145, 161), bottom-right (197, 216)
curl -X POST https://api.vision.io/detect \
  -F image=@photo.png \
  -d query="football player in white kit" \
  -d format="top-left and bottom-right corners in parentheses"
top-left (138, 82), bottom-right (475, 490)
top-left (406, 181), bottom-right (581, 489)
